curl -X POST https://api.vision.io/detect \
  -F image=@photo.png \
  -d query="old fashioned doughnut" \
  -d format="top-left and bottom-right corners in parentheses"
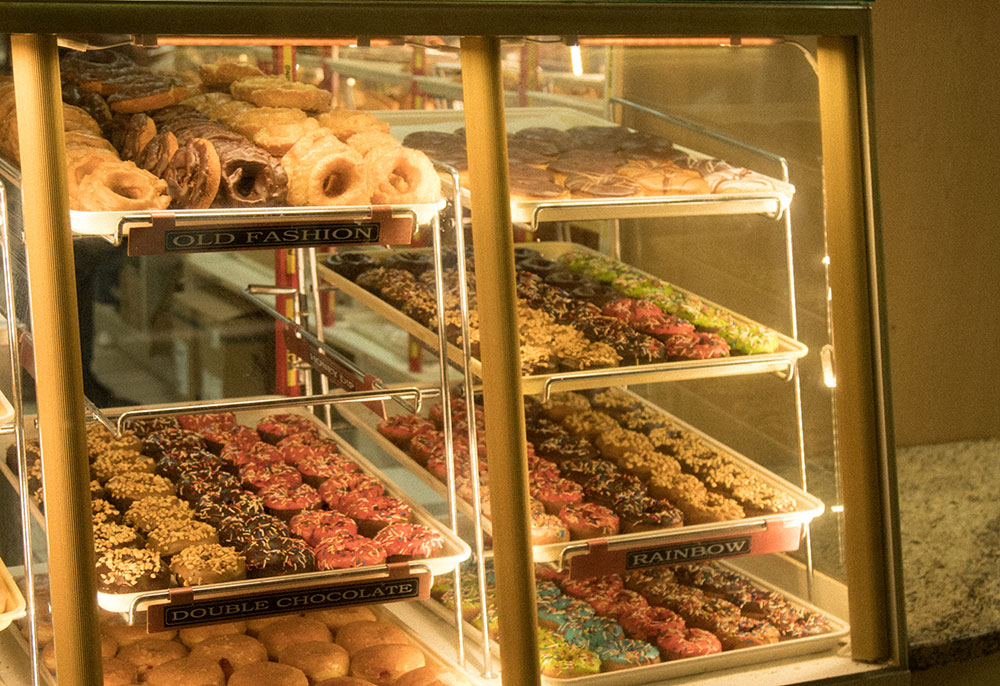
top-left (231, 75), bottom-right (331, 112)
top-left (163, 137), bottom-right (222, 209)
top-left (200, 58), bottom-right (265, 88)
top-left (75, 159), bottom-right (170, 212)
top-left (135, 131), bottom-right (179, 177)
top-left (65, 147), bottom-right (121, 195)
top-left (230, 106), bottom-right (308, 139)
top-left (64, 130), bottom-right (118, 154)
top-left (253, 117), bottom-right (321, 156)
top-left (212, 138), bottom-right (288, 207)
top-left (282, 132), bottom-right (371, 206)
top-left (119, 113), bottom-right (157, 160)
top-left (346, 130), bottom-right (401, 158)
top-left (315, 109), bottom-right (390, 141)
top-left (62, 104), bottom-right (103, 137)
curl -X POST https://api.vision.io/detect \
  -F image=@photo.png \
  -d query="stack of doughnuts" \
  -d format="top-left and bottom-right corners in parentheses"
top-left (0, 75), bottom-right (170, 212)
top-left (184, 83), bottom-right (440, 207)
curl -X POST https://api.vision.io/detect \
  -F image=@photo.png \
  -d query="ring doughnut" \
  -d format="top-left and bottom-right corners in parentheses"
top-left (655, 627), bottom-right (722, 660)
top-left (661, 331), bottom-right (730, 360)
top-left (76, 160), bottom-right (170, 212)
top-left (120, 113), bottom-right (157, 161)
top-left (345, 130), bottom-right (401, 158)
top-left (230, 107), bottom-right (308, 140)
top-left (163, 137), bottom-right (221, 209)
top-left (65, 147), bottom-right (121, 196)
top-left (252, 118), bottom-right (320, 157)
top-left (64, 130), bottom-right (118, 154)
top-left (199, 58), bottom-right (265, 88)
top-left (135, 131), bottom-right (179, 177)
top-left (230, 76), bottom-right (331, 112)
top-left (62, 104), bottom-right (103, 137)
top-left (315, 109), bottom-right (390, 141)
top-left (367, 146), bottom-right (439, 204)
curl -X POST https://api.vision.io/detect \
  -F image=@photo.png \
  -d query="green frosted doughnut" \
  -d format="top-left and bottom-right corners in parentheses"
top-left (539, 641), bottom-right (602, 678)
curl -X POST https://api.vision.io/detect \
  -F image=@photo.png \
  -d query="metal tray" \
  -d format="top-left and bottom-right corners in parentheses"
top-left (318, 241), bottom-right (808, 397)
top-left (422, 560), bottom-right (848, 685)
top-left (0, 405), bottom-right (470, 616)
top-left (376, 107), bottom-right (795, 226)
top-left (336, 388), bottom-right (825, 568)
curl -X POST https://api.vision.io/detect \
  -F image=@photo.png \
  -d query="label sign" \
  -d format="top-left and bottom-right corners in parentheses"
top-left (625, 535), bottom-right (752, 569)
top-left (147, 574), bottom-right (427, 631)
top-left (128, 210), bottom-right (414, 256)
top-left (569, 534), bottom-right (754, 580)
top-left (281, 327), bottom-right (386, 418)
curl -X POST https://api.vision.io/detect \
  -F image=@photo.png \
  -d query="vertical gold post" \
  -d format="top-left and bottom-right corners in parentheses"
top-left (11, 34), bottom-right (104, 685)
top-left (817, 36), bottom-right (889, 663)
top-left (460, 36), bottom-right (540, 685)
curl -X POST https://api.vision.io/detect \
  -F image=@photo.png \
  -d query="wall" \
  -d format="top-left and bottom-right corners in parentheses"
top-left (871, 1), bottom-right (1000, 445)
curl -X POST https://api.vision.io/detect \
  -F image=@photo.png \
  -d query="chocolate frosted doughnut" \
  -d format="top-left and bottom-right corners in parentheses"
top-left (213, 139), bottom-right (288, 207)
top-left (564, 172), bottom-right (641, 198)
top-left (163, 137), bottom-right (221, 209)
top-left (548, 150), bottom-right (624, 176)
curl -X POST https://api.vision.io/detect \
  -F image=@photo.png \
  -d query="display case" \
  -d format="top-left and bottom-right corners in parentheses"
top-left (0, 3), bottom-right (906, 685)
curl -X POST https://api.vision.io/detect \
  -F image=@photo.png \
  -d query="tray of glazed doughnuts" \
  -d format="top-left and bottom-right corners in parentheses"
top-left (319, 241), bottom-right (808, 396)
top-left (11, 570), bottom-right (479, 686)
top-left (0, 405), bottom-right (470, 615)
top-left (376, 107), bottom-right (795, 226)
top-left (336, 385), bottom-right (824, 566)
top-left (0, 51), bottom-right (446, 240)
top-left (422, 559), bottom-right (846, 684)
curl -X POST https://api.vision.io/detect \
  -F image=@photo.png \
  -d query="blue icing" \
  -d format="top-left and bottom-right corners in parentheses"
top-left (583, 616), bottom-right (625, 650)
top-left (535, 580), bottom-right (563, 602)
top-left (558, 620), bottom-right (591, 649)
top-left (593, 638), bottom-right (659, 665)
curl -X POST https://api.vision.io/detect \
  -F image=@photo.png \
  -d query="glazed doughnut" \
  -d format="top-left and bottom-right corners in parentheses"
top-left (116, 637), bottom-right (188, 681)
top-left (228, 661), bottom-right (308, 686)
top-left (163, 137), bottom-right (221, 209)
top-left (368, 147), bottom-right (441, 204)
top-left (394, 665), bottom-right (471, 686)
top-left (258, 616), bottom-right (332, 660)
top-left (65, 130), bottom-right (118, 154)
top-left (349, 643), bottom-right (425, 686)
top-left (209, 99), bottom-right (256, 126)
top-left (253, 118), bottom-right (321, 157)
top-left (75, 160), bottom-right (170, 212)
top-left (146, 655), bottom-right (226, 686)
top-left (345, 130), bottom-right (401, 158)
top-left (655, 627), bottom-right (722, 660)
top-left (277, 640), bottom-right (350, 682)
top-left (334, 620), bottom-right (409, 657)
top-left (65, 147), bottom-right (121, 195)
top-left (199, 58), bottom-right (265, 88)
top-left (230, 106), bottom-right (308, 139)
top-left (62, 104), bottom-right (103, 137)
top-left (231, 75), bottom-right (331, 112)
top-left (189, 633), bottom-right (268, 674)
top-left (593, 637), bottom-right (661, 671)
top-left (281, 130), bottom-right (370, 206)
top-left (315, 109), bottom-right (390, 141)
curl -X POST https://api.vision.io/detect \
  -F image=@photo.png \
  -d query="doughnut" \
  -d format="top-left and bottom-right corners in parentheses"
top-left (334, 620), bottom-right (409, 657)
top-left (74, 159), bottom-right (170, 212)
top-left (620, 496), bottom-right (685, 532)
top-left (228, 661), bottom-right (307, 686)
top-left (394, 665), bottom-right (471, 686)
top-left (258, 616), bottom-right (332, 660)
top-left (163, 137), bottom-right (222, 209)
top-left (189, 634), bottom-right (268, 676)
top-left (230, 75), bottom-right (326, 110)
top-left (349, 643), bottom-right (425, 685)
top-left (199, 58), bottom-right (265, 88)
top-left (290, 510), bottom-right (357, 545)
top-left (93, 522), bottom-right (144, 555)
top-left (343, 494), bottom-right (411, 537)
top-left (367, 146), bottom-right (439, 204)
top-left (101, 657), bottom-right (139, 686)
top-left (372, 523), bottom-right (444, 561)
top-left (177, 621), bottom-right (246, 648)
top-left (169, 543), bottom-right (246, 585)
top-left (346, 130), bottom-right (401, 158)
top-left (145, 655), bottom-right (228, 686)
top-left (314, 533), bottom-right (387, 570)
top-left (538, 641), bottom-right (600, 678)
top-left (655, 627), bottom-right (722, 660)
top-left (306, 605), bottom-right (377, 631)
top-left (593, 637), bottom-right (661, 671)
top-left (530, 477), bottom-right (583, 515)
top-left (588, 588), bottom-right (649, 620)
top-left (717, 616), bottom-right (780, 650)
top-left (212, 138), bottom-right (288, 207)
top-left (107, 77), bottom-right (189, 114)
top-left (277, 640), bottom-right (350, 682)
top-left (315, 109), bottom-right (390, 141)
top-left (282, 132), bottom-right (370, 206)
top-left (661, 331), bottom-right (730, 361)
top-left (253, 117), bottom-right (321, 156)
top-left (376, 414), bottom-right (435, 449)
top-left (123, 495), bottom-right (193, 533)
top-left (558, 502), bottom-right (619, 540)
top-left (146, 519), bottom-right (219, 557)
top-left (259, 482), bottom-right (322, 521)
top-left (318, 472), bottom-right (384, 511)
top-left (619, 606), bottom-right (686, 641)
top-left (230, 105), bottom-right (308, 139)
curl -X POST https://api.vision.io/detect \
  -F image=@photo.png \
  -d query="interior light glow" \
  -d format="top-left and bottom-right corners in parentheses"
top-left (578, 37), bottom-right (781, 47)
top-left (569, 45), bottom-right (583, 76)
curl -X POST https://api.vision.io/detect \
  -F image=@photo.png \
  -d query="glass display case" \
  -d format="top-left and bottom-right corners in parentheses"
top-left (0, 3), bottom-right (906, 685)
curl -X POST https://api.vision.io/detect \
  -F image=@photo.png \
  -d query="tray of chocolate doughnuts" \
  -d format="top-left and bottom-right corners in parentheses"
top-left (318, 241), bottom-right (808, 396)
top-left (335, 385), bottom-right (824, 568)
top-left (0, 404), bottom-right (471, 616)
top-left (421, 559), bottom-right (846, 684)
top-left (376, 107), bottom-right (795, 226)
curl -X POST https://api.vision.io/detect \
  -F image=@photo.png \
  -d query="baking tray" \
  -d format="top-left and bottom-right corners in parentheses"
top-left (422, 560), bottom-right (848, 685)
top-left (318, 241), bottom-right (808, 396)
top-left (336, 387), bottom-right (825, 567)
top-left (0, 406), bottom-right (470, 615)
top-left (377, 107), bottom-right (794, 226)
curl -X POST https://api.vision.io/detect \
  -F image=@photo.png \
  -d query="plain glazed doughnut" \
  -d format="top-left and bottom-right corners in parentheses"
top-left (145, 655), bottom-right (226, 686)
top-left (367, 146), bottom-right (439, 205)
top-left (278, 640), bottom-right (350, 681)
top-left (306, 605), bottom-right (377, 631)
top-left (199, 58), bottom-right (265, 88)
top-left (394, 665), bottom-right (471, 686)
top-left (334, 620), bottom-right (408, 656)
top-left (115, 637), bottom-right (188, 681)
top-left (345, 130), bottom-right (400, 158)
top-left (349, 643), bottom-right (425, 686)
top-left (101, 657), bottom-right (139, 686)
top-left (177, 621), bottom-right (246, 648)
top-left (189, 633), bottom-right (268, 674)
top-left (259, 616), bottom-right (332, 659)
top-left (315, 109), bottom-right (390, 142)
top-left (230, 106), bottom-right (308, 140)
top-left (228, 661), bottom-right (308, 686)
top-left (313, 678), bottom-right (378, 686)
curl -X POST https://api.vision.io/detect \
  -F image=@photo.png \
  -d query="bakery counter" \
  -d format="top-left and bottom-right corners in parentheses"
top-left (897, 438), bottom-right (1000, 670)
